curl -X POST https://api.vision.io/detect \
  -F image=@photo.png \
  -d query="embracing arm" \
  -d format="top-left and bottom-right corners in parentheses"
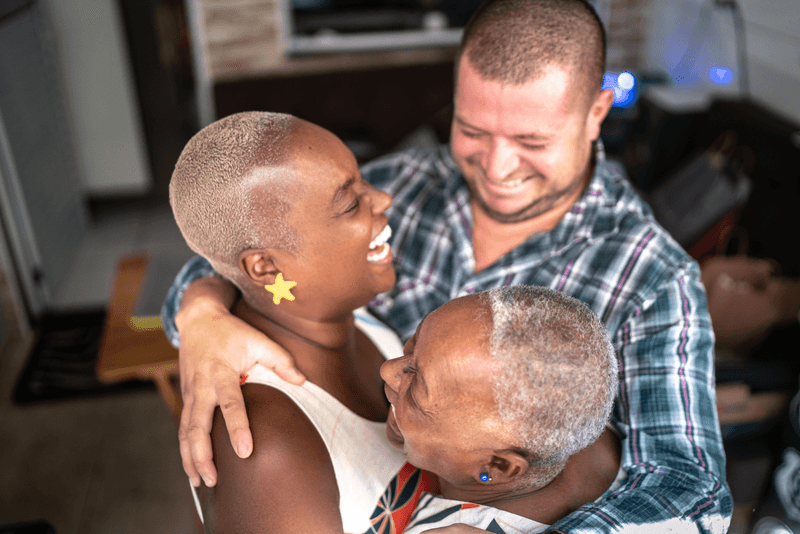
top-left (197, 384), bottom-right (343, 533)
top-left (161, 255), bottom-right (305, 487)
top-left (548, 271), bottom-right (732, 534)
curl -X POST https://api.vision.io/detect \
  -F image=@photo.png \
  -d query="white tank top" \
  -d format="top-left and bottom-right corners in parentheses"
top-left (193, 308), bottom-right (407, 533)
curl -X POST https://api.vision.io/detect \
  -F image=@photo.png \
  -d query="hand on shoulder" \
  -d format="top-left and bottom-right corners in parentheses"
top-left (176, 276), bottom-right (305, 487)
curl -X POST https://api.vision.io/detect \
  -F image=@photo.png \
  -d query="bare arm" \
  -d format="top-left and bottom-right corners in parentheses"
top-left (197, 384), bottom-right (342, 533)
top-left (175, 275), bottom-right (305, 487)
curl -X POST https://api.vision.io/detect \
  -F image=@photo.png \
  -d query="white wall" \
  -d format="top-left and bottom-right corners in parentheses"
top-left (642, 0), bottom-right (800, 125)
top-left (738, 0), bottom-right (800, 124)
top-left (43, 0), bottom-right (151, 195)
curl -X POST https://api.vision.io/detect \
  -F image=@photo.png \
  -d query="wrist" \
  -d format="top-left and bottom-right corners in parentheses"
top-left (176, 277), bottom-right (236, 334)
top-left (175, 294), bottom-right (229, 333)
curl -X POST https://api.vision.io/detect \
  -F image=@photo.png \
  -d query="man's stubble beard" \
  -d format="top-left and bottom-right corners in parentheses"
top-left (464, 168), bottom-right (588, 225)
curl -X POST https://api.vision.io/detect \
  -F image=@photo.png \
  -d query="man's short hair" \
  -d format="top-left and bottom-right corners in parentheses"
top-left (459, 0), bottom-right (606, 99)
top-left (169, 111), bottom-right (300, 283)
top-left (482, 285), bottom-right (618, 488)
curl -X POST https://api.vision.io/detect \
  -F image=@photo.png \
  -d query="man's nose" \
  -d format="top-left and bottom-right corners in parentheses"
top-left (483, 138), bottom-right (520, 181)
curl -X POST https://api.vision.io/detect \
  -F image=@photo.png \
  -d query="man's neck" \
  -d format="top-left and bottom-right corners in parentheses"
top-left (471, 195), bottom-right (575, 273)
top-left (469, 153), bottom-right (597, 273)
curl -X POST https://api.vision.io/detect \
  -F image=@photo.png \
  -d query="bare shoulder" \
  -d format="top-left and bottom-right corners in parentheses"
top-left (197, 384), bottom-right (343, 534)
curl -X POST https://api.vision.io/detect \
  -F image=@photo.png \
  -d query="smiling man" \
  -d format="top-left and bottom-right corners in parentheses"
top-left (161, 1), bottom-right (732, 532)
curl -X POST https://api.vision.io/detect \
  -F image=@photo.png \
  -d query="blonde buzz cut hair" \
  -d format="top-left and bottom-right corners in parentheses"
top-left (169, 111), bottom-right (300, 284)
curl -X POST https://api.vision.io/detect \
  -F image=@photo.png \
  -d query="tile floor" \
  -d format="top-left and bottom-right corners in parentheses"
top-left (0, 198), bottom-right (197, 533)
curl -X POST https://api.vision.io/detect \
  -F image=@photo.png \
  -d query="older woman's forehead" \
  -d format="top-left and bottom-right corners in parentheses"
top-left (419, 295), bottom-right (492, 351)
top-left (417, 303), bottom-right (495, 402)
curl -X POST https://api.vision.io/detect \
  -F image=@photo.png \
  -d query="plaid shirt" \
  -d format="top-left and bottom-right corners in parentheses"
top-left (162, 143), bottom-right (732, 533)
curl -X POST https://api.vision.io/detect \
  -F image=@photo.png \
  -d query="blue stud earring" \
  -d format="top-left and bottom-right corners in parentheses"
top-left (479, 473), bottom-right (491, 482)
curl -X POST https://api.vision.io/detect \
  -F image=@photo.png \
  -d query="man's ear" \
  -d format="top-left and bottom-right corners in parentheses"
top-left (238, 249), bottom-right (281, 286)
top-left (586, 88), bottom-right (615, 141)
top-left (479, 450), bottom-right (530, 485)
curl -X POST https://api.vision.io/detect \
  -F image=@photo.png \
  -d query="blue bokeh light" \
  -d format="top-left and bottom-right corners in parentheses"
top-left (709, 66), bottom-right (734, 84)
top-left (602, 71), bottom-right (638, 108)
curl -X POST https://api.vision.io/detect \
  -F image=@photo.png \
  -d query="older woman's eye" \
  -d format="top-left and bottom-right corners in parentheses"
top-left (402, 365), bottom-right (416, 375)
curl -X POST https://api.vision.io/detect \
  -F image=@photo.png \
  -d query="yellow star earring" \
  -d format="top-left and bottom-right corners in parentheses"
top-left (264, 273), bottom-right (297, 305)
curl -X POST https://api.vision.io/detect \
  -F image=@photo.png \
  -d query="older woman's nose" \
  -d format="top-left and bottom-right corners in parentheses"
top-left (380, 358), bottom-right (401, 392)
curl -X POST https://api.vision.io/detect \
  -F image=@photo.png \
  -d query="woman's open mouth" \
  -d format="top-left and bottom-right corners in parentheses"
top-left (367, 224), bottom-right (392, 264)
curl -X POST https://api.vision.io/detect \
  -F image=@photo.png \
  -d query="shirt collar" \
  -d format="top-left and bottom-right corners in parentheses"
top-left (554, 140), bottom-right (627, 245)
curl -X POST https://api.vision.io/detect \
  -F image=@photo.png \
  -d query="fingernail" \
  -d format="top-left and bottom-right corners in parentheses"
top-left (202, 476), bottom-right (212, 487)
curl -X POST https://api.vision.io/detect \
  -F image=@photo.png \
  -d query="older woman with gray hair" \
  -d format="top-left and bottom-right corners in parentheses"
top-left (377, 285), bottom-right (621, 534)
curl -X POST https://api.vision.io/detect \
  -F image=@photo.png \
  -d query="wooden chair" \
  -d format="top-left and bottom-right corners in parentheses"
top-left (96, 253), bottom-right (182, 420)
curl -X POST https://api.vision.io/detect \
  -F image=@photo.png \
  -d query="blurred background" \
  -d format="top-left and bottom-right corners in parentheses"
top-left (0, 0), bottom-right (798, 532)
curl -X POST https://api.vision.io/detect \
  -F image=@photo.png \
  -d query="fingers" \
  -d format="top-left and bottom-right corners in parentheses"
top-left (178, 393), bottom-right (202, 487)
top-left (272, 364), bottom-right (307, 386)
top-left (269, 353), bottom-right (306, 386)
top-left (253, 335), bottom-right (306, 385)
top-left (217, 383), bottom-right (254, 459)
top-left (183, 386), bottom-right (219, 487)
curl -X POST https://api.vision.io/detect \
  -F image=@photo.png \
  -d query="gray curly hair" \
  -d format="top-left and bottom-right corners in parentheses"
top-left (482, 285), bottom-right (618, 489)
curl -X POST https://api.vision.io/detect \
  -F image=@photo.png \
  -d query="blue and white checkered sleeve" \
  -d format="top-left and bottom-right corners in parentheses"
top-left (549, 271), bottom-right (733, 533)
top-left (160, 255), bottom-right (220, 348)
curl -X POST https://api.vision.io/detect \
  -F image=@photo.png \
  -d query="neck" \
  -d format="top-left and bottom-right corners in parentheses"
top-left (437, 474), bottom-right (575, 527)
top-left (238, 294), bottom-right (353, 346)
top-left (439, 429), bottom-right (621, 523)
top-left (438, 477), bottom-right (549, 515)
top-left (471, 172), bottom-right (589, 273)
top-left (234, 297), bottom-right (388, 421)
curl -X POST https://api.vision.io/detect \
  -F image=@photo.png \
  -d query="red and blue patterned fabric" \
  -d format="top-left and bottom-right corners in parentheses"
top-left (362, 462), bottom-right (438, 534)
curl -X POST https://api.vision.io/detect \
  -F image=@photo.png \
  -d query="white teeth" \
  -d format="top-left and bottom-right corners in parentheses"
top-left (489, 177), bottom-right (525, 188)
top-left (369, 225), bottom-right (392, 250)
top-left (368, 243), bottom-right (391, 262)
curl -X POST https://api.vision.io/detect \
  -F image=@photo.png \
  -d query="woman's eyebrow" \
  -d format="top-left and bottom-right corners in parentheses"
top-left (331, 177), bottom-right (355, 206)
